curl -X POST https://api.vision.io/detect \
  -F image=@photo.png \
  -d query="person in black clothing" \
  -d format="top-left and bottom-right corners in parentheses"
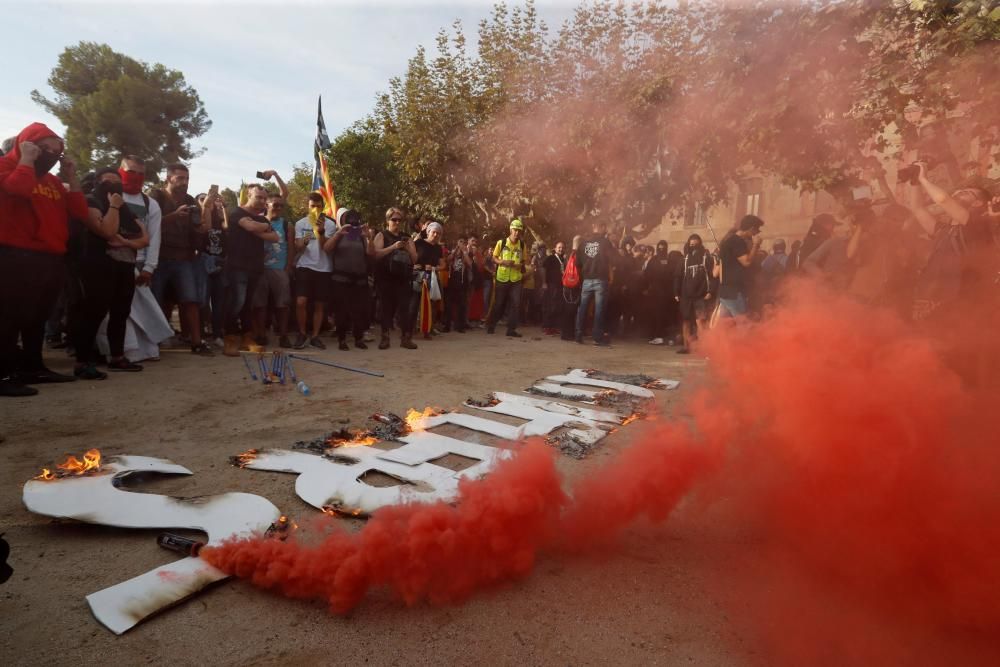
top-left (673, 234), bottom-right (715, 353)
top-left (222, 184), bottom-right (279, 356)
top-left (717, 215), bottom-right (763, 320)
top-left (541, 240), bottom-right (566, 335)
top-left (324, 207), bottom-right (371, 351)
top-left (444, 237), bottom-right (472, 332)
top-left (561, 235), bottom-right (582, 340)
top-left (575, 220), bottom-right (617, 346)
top-left (642, 240), bottom-right (674, 345)
top-left (372, 207), bottom-right (418, 349)
top-left (799, 213), bottom-right (838, 266)
top-left (70, 167), bottom-right (150, 378)
top-left (410, 221), bottom-right (445, 339)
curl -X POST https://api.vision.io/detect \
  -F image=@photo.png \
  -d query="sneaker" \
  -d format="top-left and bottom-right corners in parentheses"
top-left (378, 334), bottom-right (390, 350)
top-left (0, 377), bottom-right (38, 396)
top-left (400, 337), bottom-right (418, 350)
top-left (73, 364), bottom-right (108, 381)
top-left (108, 358), bottom-right (143, 372)
top-left (279, 335), bottom-right (293, 349)
top-left (309, 336), bottom-right (326, 350)
top-left (191, 343), bottom-right (214, 357)
top-left (649, 337), bottom-right (664, 345)
top-left (293, 333), bottom-right (308, 350)
top-left (18, 367), bottom-right (76, 384)
top-left (506, 331), bottom-right (522, 338)
top-left (354, 339), bottom-right (368, 350)
top-left (338, 340), bottom-right (349, 351)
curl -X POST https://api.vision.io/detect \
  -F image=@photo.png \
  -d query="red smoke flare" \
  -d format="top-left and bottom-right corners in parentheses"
top-left (203, 281), bottom-right (1000, 664)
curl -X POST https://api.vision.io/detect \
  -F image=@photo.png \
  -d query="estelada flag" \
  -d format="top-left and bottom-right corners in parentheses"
top-left (312, 96), bottom-right (337, 217)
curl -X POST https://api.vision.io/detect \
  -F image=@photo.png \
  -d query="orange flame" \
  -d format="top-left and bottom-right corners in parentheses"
top-left (621, 413), bottom-right (641, 426)
top-left (34, 449), bottom-right (102, 481)
top-left (323, 505), bottom-right (363, 518)
top-left (404, 406), bottom-right (442, 431)
top-left (234, 449), bottom-right (259, 467)
top-left (326, 432), bottom-right (378, 448)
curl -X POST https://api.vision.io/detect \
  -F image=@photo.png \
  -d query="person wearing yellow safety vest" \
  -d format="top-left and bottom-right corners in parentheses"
top-left (486, 219), bottom-right (527, 338)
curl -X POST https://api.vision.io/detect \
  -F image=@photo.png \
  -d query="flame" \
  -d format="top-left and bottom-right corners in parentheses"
top-left (322, 505), bottom-right (363, 518)
top-left (234, 449), bottom-right (259, 467)
top-left (34, 449), bottom-right (102, 481)
top-left (326, 432), bottom-right (378, 448)
top-left (404, 406), bottom-right (442, 431)
top-left (621, 413), bottom-right (641, 426)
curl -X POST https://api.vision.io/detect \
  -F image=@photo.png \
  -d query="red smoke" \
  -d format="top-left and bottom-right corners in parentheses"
top-left (203, 281), bottom-right (1000, 664)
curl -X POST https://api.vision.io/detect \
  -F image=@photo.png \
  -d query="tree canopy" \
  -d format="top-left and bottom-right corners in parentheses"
top-left (354, 0), bottom-right (998, 240)
top-left (32, 41), bottom-right (211, 179)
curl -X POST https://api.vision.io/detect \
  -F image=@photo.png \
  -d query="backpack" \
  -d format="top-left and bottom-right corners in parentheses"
top-left (562, 252), bottom-right (581, 288)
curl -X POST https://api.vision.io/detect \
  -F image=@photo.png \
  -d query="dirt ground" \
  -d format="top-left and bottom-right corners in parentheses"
top-left (0, 326), bottom-right (749, 666)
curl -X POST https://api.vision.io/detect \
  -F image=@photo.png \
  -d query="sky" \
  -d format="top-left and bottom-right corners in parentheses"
top-left (4, 0), bottom-right (575, 193)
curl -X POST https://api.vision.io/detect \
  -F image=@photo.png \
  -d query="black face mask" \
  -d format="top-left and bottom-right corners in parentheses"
top-left (34, 152), bottom-right (61, 177)
top-left (94, 181), bottom-right (124, 208)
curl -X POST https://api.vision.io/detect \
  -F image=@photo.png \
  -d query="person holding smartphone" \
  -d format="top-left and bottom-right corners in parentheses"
top-left (149, 162), bottom-right (215, 355)
top-left (324, 207), bottom-right (371, 350)
top-left (292, 193), bottom-right (337, 349)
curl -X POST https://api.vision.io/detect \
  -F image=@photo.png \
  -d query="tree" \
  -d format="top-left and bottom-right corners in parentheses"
top-left (32, 41), bottom-right (211, 179)
top-left (323, 123), bottom-right (403, 227)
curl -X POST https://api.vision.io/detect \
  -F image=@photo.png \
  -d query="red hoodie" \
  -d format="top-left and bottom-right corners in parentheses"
top-left (0, 122), bottom-right (88, 254)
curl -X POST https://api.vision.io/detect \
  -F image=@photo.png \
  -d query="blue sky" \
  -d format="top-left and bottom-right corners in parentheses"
top-left (4, 0), bottom-right (574, 193)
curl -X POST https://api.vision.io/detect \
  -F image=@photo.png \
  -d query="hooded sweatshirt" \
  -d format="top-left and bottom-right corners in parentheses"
top-left (0, 123), bottom-right (88, 254)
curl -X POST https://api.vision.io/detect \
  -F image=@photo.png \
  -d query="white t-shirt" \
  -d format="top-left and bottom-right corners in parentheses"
top-left (294, 216), bottom-right (337, 272)
top-left (126, 192), bottom-right (162, 273)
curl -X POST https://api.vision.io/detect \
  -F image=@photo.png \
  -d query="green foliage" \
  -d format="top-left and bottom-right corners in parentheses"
top-left (32, 41), bottom-right (210, 180)
top-left (323, 124), bottom-right (403, 227)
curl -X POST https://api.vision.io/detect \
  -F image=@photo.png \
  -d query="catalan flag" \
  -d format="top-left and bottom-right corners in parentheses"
top-left (312, 96), bottom-right (337, 217)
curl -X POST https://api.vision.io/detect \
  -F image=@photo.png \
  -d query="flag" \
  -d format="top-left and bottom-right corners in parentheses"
top-left (238, 180), bottom-right (248, 207)
top-left (312, 96), bottom-right (337, 217)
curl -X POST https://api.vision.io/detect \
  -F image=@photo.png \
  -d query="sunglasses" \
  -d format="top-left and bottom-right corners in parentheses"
top-left (389, 217), bottom-right (402, 222)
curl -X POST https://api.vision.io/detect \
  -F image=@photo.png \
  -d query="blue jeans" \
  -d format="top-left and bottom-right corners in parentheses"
top-left (576, 278), bottom-right (609, 341)
top-left (718, 293), bottom-right (748, 318)
top-left (151, 257), bottom-right (200, 305)
top-left (222, 269), bottom-right (261, 335)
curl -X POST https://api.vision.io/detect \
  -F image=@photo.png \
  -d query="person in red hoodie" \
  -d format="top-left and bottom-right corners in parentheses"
top-left (0, 123), bottom-right (88, 397)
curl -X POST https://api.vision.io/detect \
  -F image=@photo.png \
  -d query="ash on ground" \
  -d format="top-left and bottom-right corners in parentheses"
top-left (583, 369), bottom-right (666, 389)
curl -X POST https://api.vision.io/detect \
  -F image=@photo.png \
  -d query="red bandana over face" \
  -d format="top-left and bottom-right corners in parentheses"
top-left (119, 168), bottom-right (145, 195)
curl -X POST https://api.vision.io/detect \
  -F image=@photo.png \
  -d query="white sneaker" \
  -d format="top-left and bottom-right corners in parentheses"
top-left (649, 337), bottom-right (664, 345)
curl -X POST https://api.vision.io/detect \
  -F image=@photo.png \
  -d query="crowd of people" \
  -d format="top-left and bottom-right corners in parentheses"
top-left (1, 122), bottom-right (998, 398)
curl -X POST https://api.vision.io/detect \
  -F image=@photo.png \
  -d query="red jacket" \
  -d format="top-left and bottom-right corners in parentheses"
top-left (0, 122), bottom-right (88, 254)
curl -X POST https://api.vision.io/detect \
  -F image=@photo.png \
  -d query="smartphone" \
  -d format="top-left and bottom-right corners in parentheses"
top-left (255, 171), bottom-right (267, 179)
top-left (209, 184), bottom-right (219, 196)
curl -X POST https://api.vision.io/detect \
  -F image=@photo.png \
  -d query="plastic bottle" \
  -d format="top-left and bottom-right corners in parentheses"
top-left (296, 380), bottom-right (311, 396)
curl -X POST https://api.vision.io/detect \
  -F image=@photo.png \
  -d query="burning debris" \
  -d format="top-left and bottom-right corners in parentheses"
top-left (34, 448), bottom-right (103, 481)
top-left (583, 369), bottom-right (670, 390)
top-left (231, 449), bottom-right (259, 468)
top-left (592, 389), bottom-right (649, 415)
top-left (466, 394), bottom-right (501, 408)
top-left (22, 454), bottom-right (280, 634)
top-left (545, 432), bottom-right (601, 460)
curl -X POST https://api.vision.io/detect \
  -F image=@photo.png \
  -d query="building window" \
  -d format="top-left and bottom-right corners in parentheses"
top-left (684, 202), bottom-right (710, 227)
top-left (740, 177), bottom-right (764, 219)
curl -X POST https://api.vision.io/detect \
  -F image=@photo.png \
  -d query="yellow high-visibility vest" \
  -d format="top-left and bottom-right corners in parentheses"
top-left (493, 237), bottom-right (525, 283)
